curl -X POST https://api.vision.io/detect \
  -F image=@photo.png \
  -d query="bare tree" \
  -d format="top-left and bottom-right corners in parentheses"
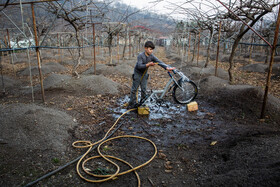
top-left (102, 22), bottom-right (125, 64)
top-left (196, 20), bottom-right (215, 67)
top-left (121, 25), bottom-right (129, 60)
top-left (43, 0), bottom-right (105, 77)
top-left (100, 2), bottom-right (141, 63)
top-left (167, 0), bottom-right (279, 82)
top-left (257, 18), bottom-right (276, 64)
top-left (0, 0), bottom-right (11, 11)
top-left (219, 0), bottom-right (279, 82)
top-left (168, 0), bottom-right (220, 65)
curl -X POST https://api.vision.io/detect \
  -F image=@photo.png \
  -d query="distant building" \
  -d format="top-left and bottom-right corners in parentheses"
top-left (156, 37), bottom-right (171, 46)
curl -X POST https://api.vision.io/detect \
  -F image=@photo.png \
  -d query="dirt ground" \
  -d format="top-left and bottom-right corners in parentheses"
top-left (0, 47), bottom-right (280, 187)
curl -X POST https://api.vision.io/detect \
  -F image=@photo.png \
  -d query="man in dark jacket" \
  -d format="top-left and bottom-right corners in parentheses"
top-left (128, 41), bottom-right (175, 108)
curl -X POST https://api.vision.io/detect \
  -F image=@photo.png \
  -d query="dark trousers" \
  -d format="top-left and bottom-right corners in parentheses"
top-left (129, 71), bottom-right (149, 106)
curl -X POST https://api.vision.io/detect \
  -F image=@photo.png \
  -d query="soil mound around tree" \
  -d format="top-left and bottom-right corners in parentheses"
top-left (19, 62), bottom-right (67, 76)
top-left (82, 63), bottom-right (133, 77)
top-left (199, 75), bottom-right (229, 91)
top-left (114, 63), bottom-right (134, 77)
top-left (271, 63), bottom-right (280, 75)
top-left (199, 76), bottom-right (280, 121)
top-left (253, 55), bottom-right (267, 62)
top-left (82, 63), bottom-right (107, 75)
top-left (41, 54), bottom-right (61, 61)
top-left (0, 75), bottom-right (22, 93)
top-left (39, 73), bottom-right (72, 90)
top-left (241, 63), bottom-right (280, 75)
top-left (180, 65), bottom-right (229, 80)
top-left (60, 59), bottom-right (89, 66)
top-left (25, 74), bottom-right (121, 95)
top-left (170, 59), bottom-right (228, 80)
top-left (123, 59), bottom-right (136, 67)
top-left (273, 55), bottom-right (280, 63)
top-left (241, 63), bottom-right (267, 73)
top-left (78, 75), bottom-right (120, 95)
top-left (1, 61), bottom-right (23, 72)
top-left (0, 103), bottom-right (77, 152)
top-left (165, 51), bottom-right (182, 62)
top-left (220, 55), bottom-right (229, 62)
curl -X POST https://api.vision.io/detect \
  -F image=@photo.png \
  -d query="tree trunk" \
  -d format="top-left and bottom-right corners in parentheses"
top-left (122, 27), bottom-right (128, 60)
top-left (138, 37), bottom-right (142, 54)
top-left (228, 21), bottom-right (251, 83)
top-left (228, 35), bottom-right (243, 83)
top-left (191, 33), bottom-right (197, 63)
top-left (205, 28), bottom-right (214, 68)
top-left (108, 33), bottom-right (113, 64)
top-left (72, 30), bottom-right (82, 77)
top-left (132, 36), bottom-right (135, 57)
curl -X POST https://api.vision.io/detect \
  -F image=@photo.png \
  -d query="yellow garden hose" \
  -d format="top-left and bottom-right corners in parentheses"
top-left (24, 64), bottom-right (162, 187)
top-left (24, 63), bottom-right (167, 187)
top-left (72, 108), bottom-right (158, 186)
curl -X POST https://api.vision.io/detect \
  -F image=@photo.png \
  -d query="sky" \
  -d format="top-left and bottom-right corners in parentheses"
top-left (121, 0), bottom-right (168, 11)
top-left (120, 0), bottom-right (279, 22)
top-left (120, 0), bottom-right (226, 20)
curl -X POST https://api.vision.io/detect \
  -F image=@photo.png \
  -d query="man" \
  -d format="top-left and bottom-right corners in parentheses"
top-left (128, 41), bottom-right (175, 108)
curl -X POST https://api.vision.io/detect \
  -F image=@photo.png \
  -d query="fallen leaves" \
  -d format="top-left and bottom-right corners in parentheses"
top-left (210, 141), bottom-right (217, 146)
top-left (164, 161), bottom-right (173, 170)
top-left (158, 150), bottom-right (174, 174)
top-left (89, 109), bottom-right (94, 114)
top-left (165, 169), bottom-right (172, 173)
top-left (206, 112), bottom-right (216, 120)
top-left (158, 152), bottom-right (167, 160)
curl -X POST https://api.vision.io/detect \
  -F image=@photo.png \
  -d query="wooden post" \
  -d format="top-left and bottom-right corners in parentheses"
top-left (132, 35), bottom-right (135, 57)
top-left (6, 29), bottom-right (11, 49)
top-left (4, 34), bottom-right (9, 57)
top-left (57, 33), bottom-right (60, 58)
top-left (81, 33), bottom-right (84, 56)
top-left (5, 30), bottom-right (10, 56)
top-left (196, 29), bottom-right (201, 65)
top-left (60, 35), bottom-right (63, 63)
top-left (137, 37), bottom-right (140, 55)
top-left (249, 35), bottom-right (254, 63)
top-left (6, 29), bottom-right (16, 76)
top-left (97, 36), bottom-right (100, 55)
top-left (187, 32), bottom-right (191, 62)
top-left (31, 2), bottom-right (45, 102)
top-left (215, 21), bottom-right (222, 77)
top-left (92, 23), bottom-right (96, 75)
top-left (4, 35), bottom-right (8, 57)
top-left (129, 31), bottom-right (131, 59)
top-left (0, 43), bottom-right (5, 94)
top-left (90, 33), bottom-right (93, 56)
top-left (191, 32), bottom-right (197, 62)
top-left (117, 33), bottom-right (120, 64)
top-left (260, 4), bottom-right (280, 119)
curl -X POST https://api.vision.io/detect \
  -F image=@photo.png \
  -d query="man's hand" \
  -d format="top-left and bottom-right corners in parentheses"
top-left (146, 62), bottom-right (156, 67)
top-left (166, 67), bottom-right (176, 72)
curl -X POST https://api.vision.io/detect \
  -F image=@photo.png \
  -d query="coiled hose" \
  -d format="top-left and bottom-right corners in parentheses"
top-left (72, 108), bottom-right (158, 186)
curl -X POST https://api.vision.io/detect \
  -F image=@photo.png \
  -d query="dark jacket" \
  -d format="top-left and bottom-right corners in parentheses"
top-left (134, 52), bottom-right (169, 74)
